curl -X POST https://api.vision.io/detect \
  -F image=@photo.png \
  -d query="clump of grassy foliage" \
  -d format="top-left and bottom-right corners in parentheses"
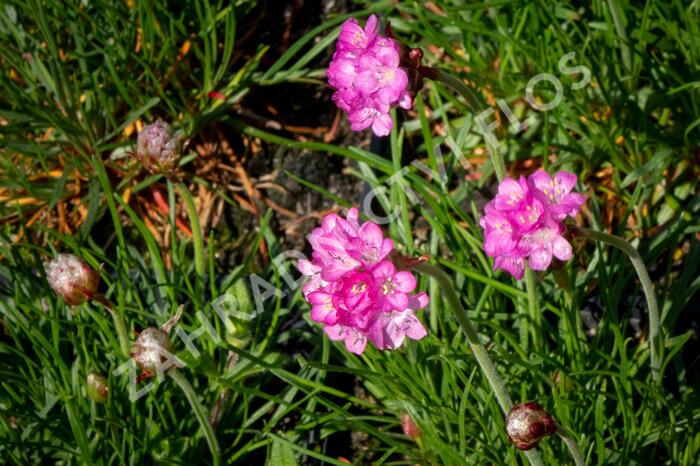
top-left (1, 0), bottom-right (699, 465)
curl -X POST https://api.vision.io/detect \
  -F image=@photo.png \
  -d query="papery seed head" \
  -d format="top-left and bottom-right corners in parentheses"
top-left (44, 254), bottom-right (100, 306)
top-left (505, 402), bottom-right (557, 450)
top-left (86, 371), bottom-right (108, 403)
top-left (136, 120), bottom-right (182, 172)
top-left (131, 327), bottom-right (176, 373)
top-left (401, 413), bottom-right (421, 439)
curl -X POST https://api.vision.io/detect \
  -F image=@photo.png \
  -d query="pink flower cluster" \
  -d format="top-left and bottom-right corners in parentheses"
top-left (298, 208), bottom-right (428, 354)
top-left (480, 170), bottom-right (585, 279)
top-left (327, 15), bottom-right (412, 137)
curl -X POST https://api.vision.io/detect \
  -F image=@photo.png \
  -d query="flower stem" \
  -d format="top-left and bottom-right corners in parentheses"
top-left (169, 368), bottom-right (221, 466)
top-left (524, 267), bottom-right (543, 352)
top-left (556, 424), bottom-right (585, 466)
top-left (416, 262), bottom-right (544, 466)
top-left (92, 293), bottom-right (130, 358)
top-left (573, 226), bottom-right (662, 383)
top-left (424, 68), bottom-right (507, 182)
top-left (175, 182), bottom-right (205, 280)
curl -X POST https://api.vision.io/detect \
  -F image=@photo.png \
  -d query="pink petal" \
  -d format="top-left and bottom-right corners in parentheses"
top-left (527, 170), bottom-right (552, 193)
top-left (372, 261), bottom-right (395, 279)
top-left (408, 292), bottom-right (429, 310)
top-left (552, 235), bottom-right (573, 261)
top-left (378, 238), bottom-right (394, 261)
top-left (356, 69), bottom-right (380, 95)
top-left (383, 321), bottom-right (407, 349)
top-left (371, 111), bottom-right (393, 136)
top-left (397, 91), bottom-right (412, 109)
top-left (554, 171), bottom-right (577, 194)
top-left (344, 329), bottom-right (368, 354)
top-left (392, 271), bottom-right (417, 293)
top-left (495, 178), bottom-right (526, 210)
top-left (346, 208), bottom-right (360, 231)
top-left (402, 312), bottom-right (427, 340)
top-left (494, 255), bottom-right (525, 279)
top-left (348, 106), bottom-right (375, 131)
top-left (324, 324), bottom-right (345, 341)
top-left (327, 58), bottom-right (356, 89)
top-left (364, 15), bottom-right (378, 36)
top-left (307, 291), bottom-right (332, 305)
top-left (297, 259), bottom-right (319, 276)
top-left (528, 247), bottom-right (553, 270)
top-left (358, 222), bottom-right (383, 247)
top-left (385, 292), bottom-right (409, 311)
top-left (484, 229), bottom-right (516, 257)
top-left (311, 303), bottom-right (337, 323)
top-left (373, 41), bottom-right (400, 67)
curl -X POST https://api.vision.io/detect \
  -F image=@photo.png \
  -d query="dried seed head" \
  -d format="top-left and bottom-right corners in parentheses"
top-left (401, 413), bottom-right (421, 439)
top-left (505, 402), bottom-right (557, 450)
top-left (130, 327), bottom-right (177, 374)
top-left (136, 120), bottom-right (183, 173)
top-left (86, 371), bottom-right (108, 403)
top-left (44, 254), bottom-right (100, 306)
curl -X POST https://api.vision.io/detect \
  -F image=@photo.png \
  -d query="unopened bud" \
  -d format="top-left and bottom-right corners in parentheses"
top-left (136, 120), bottom-right (183, 173)
top-left (505, 402), bottom-right (557, 451)
top-left (45, 254), bottom-right (100, 306)
top-left (401, 413), bottom-right (421, 439)
top-left (86, 372), bottom-right (108, 403)
top-left (131, 327), bottom-right (176, 373)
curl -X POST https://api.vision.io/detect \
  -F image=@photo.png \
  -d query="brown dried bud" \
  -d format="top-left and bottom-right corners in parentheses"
top-left (130, 327), bottom-right (177, 374)
top-left (45, 254), bottom-right (100, 306)
top-left (401, 413), bottom-right (421, 439)
top-left (505, 402), bottom-right (557, 450)
top-left (135, 120), bottom-right (183, 174)
top-left (86, 371), bottom-right (108, 403)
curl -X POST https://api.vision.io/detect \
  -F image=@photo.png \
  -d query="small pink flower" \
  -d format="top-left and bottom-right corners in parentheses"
top-left (520, 225), bottom-right (573, 271)
top-left (528, 170), bottom-right (585, 220)
top-left (347, 98), bottom-right (393, 136)
top-left (324, 324), bottom-right (368, 354)
top-left (347, 222), bottom-right (394, 267)
top-left (479, 170), bottom-right (584, 279)
top-left (298, 208), bottom-right (428, 354)
top-left (336, 16), bottom-right (377, 52)
top-left (480, 206), bottom-right (517, 256)
top-left (371, 261), bottom-right (416, 311)
top-left (494, 254), bottom-right (527, 280)
top-left (368, 308), bottom-right (427, 350)
top-left (327, 15), bottom-right (413, 137)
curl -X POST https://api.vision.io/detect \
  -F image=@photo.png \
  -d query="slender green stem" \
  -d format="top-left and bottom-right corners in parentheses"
top-left (175, 182), bottom-right (205, 280)
top-left (524, 267), bottom-right (543, 352)
top-left (416, 263), bottom-right (544, 466)
top-left (169, 368), bottom-right (221, 466)
top-left (92, 293), bottom-right (129, 358)
top-left (427, 68), bottom-right (507, 182)
top-left (573, 226), bottom-right (662, 383)
top-left (556, 425), bottom-right (585, 466)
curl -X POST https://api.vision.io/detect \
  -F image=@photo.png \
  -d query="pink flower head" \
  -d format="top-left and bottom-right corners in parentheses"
top-left (479, 170), bottom-right (584, 279)
top-left (298, 208), bottom-right (428, 354)
top-left (327, 15), bottom-right (412, 137)
top-left (528, 170), bottom-right (585, 220)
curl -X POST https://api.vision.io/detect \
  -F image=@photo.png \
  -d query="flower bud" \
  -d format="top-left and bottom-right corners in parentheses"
top-left (131, 327), bottom-right (177, 374)
top-left (136, 120), bottom-right (183, 173)
top-left (505, 402), bottom-right (557, 450)
top-left (401, 413), bottom-right (421, 439)
top-left (45, 254), bottom-right (100, 306)
top-left (86, 371), bottom-right (108, 403)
